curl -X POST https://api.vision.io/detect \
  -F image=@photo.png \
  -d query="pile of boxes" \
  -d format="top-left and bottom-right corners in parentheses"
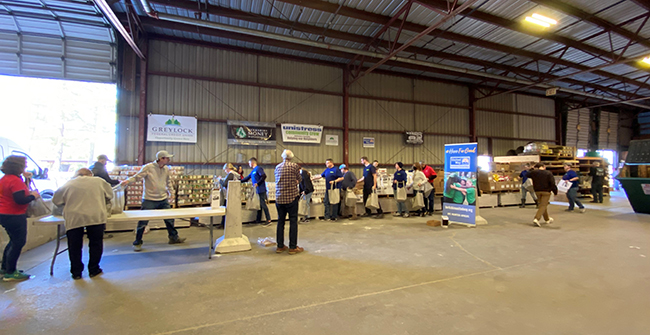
top-left (176, 175), bottom-right (212, 206)
top-left (109, 166), bottom-right (183, 208)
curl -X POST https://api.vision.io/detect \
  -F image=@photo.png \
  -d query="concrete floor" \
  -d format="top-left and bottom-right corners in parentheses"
top-left (1, 191), bottom-right (649, 335)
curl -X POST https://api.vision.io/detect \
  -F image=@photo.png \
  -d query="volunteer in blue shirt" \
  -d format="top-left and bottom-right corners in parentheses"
top-left (242, 158), bottom-right (272, 226)
top-left (313, 159), bottom-right (343, 221)
top-left (392, 162), bottom-right (408, 217)
top-left (357, 156), bottom-right (383, 218)
top-left (562, 163), bottom-right (585, 213)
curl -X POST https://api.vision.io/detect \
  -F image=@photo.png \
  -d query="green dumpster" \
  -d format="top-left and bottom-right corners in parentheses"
top-left (617, 177), bottom-right (650, 214)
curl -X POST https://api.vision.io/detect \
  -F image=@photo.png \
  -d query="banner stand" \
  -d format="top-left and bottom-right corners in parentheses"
top-left (443, 142), bottom-right (479, 227)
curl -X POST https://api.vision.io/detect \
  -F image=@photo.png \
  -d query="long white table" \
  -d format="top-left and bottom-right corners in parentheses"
top-left (34, 207), bottom-right (226, 275)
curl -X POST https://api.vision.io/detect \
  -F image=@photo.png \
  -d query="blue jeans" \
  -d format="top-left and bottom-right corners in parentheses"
top-left (424, 187), bottom-right (435, 213)
top-left (0, 214), bottom-right (27, 273)
top-left (256, 192), bottom-right (271, 222)
top-left (393, 190), bottom-right (407, 214)
top-left (566, 187), bottom-right (584, 210)
top-left (324, 190), bottom-right (340, 220)
top-left (133, 199), bottom-right (179, 245)
top-left (303, 192), bottom-right (312, 219)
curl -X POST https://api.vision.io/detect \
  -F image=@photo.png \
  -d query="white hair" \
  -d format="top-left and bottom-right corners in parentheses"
top-left (281, 149), bottom-right (294, 160)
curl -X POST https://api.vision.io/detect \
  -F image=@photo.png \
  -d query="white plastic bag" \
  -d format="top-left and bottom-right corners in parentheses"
top-left (365, 190), bottom-right (380, 209)
top-left (557, 180), bottom-right (571, 194)
top-left (246, 191), bottom-right (261, 211)
top-left (423, 182), bottom-right (434, 197)
top-left (523, 178), bottom-right (534, 193)
top-left (346, 189), bottom-right (357, 207)
top-left (257, 237), bottom-right (277, 247)
top-left (411, 192), bottom-right (425, 210)
top-left (396, 182), bottom-right (407, 201)
top-left (328, 184), bottom-right (340, 205)
top-left (298, 195), bottom-right (309, 216)
top-left (111, 186), bottom-right (125, 214)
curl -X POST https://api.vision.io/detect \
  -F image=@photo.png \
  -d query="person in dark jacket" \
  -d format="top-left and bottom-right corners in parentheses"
top-left (529, 163), bottom-right (558, 227)
top-left (393, 162), bottom-right (408, 217)
top-left (299, 168), bottom-right (314, 223)
top-left (89, 154), bottom-right (119, 187)
top-left (336, 164), bottom-right (358, 220)
top-left (0, 155), bottom-right (40, 282)
top-left (589, 161), bottom-right (606, 203)
top-left (519, 163), bottom-right (538, 208)
top-left (242, 158), bottom-right (271, 226)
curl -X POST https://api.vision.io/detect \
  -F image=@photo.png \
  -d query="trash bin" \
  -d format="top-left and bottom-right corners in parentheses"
top-left (617, 177), bottom-right (650, 214)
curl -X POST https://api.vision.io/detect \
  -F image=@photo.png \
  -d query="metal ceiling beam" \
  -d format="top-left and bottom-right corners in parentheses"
top-left (277, 0), bottom-right (650, 95)
top-left (96, 0), bottom-right (145, 59)
top-left (417, 0), bottom-right (638, 66)
top-left (149, 0), bottom-right (643, 100)
top-left (135, 14), bottom-right (650, 108)
top-left (529, 0), bottom-right (650, 51)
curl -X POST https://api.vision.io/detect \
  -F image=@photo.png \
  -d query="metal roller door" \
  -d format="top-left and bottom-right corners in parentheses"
top-left (0, 1), bottom-right (115, 83)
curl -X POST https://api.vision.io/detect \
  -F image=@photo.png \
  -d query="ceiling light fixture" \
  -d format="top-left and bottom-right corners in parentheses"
top-left (524, 13), bottom-right (557, 28)
top-left (643, 57), bottom-right (650, 64)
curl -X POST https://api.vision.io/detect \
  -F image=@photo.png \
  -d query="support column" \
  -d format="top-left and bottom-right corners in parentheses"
top-left (469, 87), bottom-right (477, 143)
top-left (343, 68), bottom-right (350, 166)
top-left (137, 39), bottom-right (148, 165)
top-left (555, 98), bottom-right (567, 146)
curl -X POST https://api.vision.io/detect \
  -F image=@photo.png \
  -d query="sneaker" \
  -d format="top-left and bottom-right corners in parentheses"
top-left (580, 208), bottom-right (586, 213)
top-left (420, 212), bottom-right (426, 217)
top-left (393, 213), bottom-right (401, 217)
top-left (288, 246), bottom-right (304, 255)
top-left (72, 274), bottom-right (82, 280)
top-left (426, 212), bottom-right (433, 216)
top-left (546, 218), bottom-right (554, 225)
top-left (276, 246), bottom-right (288, 253)
top-left (168, 237), bottom-right (187, 244)
top-left (403, 213), bottom-right (410, 218)
top-left (360, 213), bottom-right (370, 217)
top-left (262, 220), bottom-right (272, 227)
top-left (3, 270), bottom-right (31, 282)
top-left (89, 269), bottom-right (103, 278)
top-left (133, 244), bottom-right (142, 252)
top-left (533, 219), bottom-right (541, 227)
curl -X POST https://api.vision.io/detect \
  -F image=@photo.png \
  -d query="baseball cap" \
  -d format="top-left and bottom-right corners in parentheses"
top-left (156, 150), bottom-right (174, 160)
top-left (97, 154), bottom-right (111, 162)
top-left (339, 164), bottom-right (347, 170)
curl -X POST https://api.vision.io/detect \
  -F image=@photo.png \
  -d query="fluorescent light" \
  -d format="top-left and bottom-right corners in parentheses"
top-left (525, 16), bottom-right (551, 27)
top-left (532, 13), bottom-right (557, 25)
top-left (643, 57), bottom-right (650, 64)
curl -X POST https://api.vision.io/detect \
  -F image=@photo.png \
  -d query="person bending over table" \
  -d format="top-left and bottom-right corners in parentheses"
top-left (121, 150), bottom-right (186, 252)
top-left (53, 168), bottom-right (113, 280)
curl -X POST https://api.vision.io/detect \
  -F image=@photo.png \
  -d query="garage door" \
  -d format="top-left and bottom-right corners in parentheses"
top-left (0, 1), bottom-right (115, 83)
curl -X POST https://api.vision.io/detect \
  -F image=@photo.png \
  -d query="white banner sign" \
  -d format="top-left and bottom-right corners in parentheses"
top-left (147, 114), bottom-right (197, 143)
top-left (325, 134), bottom-right (339, 146)
top-left (280, 124), bottom-right (323, 144)
top-left (363, 137), bottom-right (375, 148)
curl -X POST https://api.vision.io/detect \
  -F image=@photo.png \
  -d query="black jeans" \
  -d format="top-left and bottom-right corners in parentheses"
top-left (67, 224), bottom-right (105, 276)
top-left (134, 199), bottom-right (179, 245)
top-left (0, 214), bottom-right (27, 273)
top-left (424, 188), bottom-right (435, 213)
top-left (276, 196), bottom-right (299, 249)
top-left (592, 183), bottom-right (604, 203)
top-left (363, 188), bottom-right (383, 215)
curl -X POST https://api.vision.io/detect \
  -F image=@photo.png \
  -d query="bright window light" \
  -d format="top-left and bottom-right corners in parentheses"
top-left (531, 13), bottom-right (557, 25)
top-left (525, 16), bottom-right (551, 27)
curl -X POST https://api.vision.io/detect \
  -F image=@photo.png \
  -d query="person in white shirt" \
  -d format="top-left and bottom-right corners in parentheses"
top-left (53, 168), bottom-right (113, 280)
top-left (121, 150), bottom-right (185, 251)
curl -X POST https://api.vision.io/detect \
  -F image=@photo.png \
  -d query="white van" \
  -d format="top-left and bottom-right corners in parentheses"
top-left (0, 137), bottom-right (58, 193)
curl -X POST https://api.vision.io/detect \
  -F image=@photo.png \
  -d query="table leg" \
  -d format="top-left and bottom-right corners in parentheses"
top-left (209, 216), bottom-right (213, 259)
top-left (50, 224), bottom-right (61, 276)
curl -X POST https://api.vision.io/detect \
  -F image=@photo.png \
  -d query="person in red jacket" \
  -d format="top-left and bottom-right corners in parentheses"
top-left (420, 161), bottom-right (437, 216)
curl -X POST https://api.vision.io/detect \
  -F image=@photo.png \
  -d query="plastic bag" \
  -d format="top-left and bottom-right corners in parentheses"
top-left (111, 186), bottom-right (125, 214)
top-left (365, 190), bottom-right (380, 209)
top-left (298, 195), bottom-right (309, 216)
top-left (257, 237), bottom-right (277, 247)
top-left (346, 189), bottom-right (357, 207)
top-left (27, 197), bottom-right (51, 218)
top-left (396, 182), bottom-right (407, 201)
top-left (423, 182), bottom-right (434, 198)
top-left (411, 192), bottom-right (425, 210)
top-left (523, 178), bottom-right (534, 193)
top-left (328, 184), bottom-right (340, 204)
top-left (557, 180), bottom-right (571, 194)
top-left (246, 191), bottom-right (261, 211)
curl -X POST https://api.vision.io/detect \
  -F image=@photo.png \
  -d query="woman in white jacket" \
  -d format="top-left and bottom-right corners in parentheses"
top-left (52, 168), bottom-right (113, 280)
top-left (408, 163), bottom-right (428, 217)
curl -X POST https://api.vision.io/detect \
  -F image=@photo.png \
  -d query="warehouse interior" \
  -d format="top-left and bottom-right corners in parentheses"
top-left (1, 0), bottom-right (650, 334)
